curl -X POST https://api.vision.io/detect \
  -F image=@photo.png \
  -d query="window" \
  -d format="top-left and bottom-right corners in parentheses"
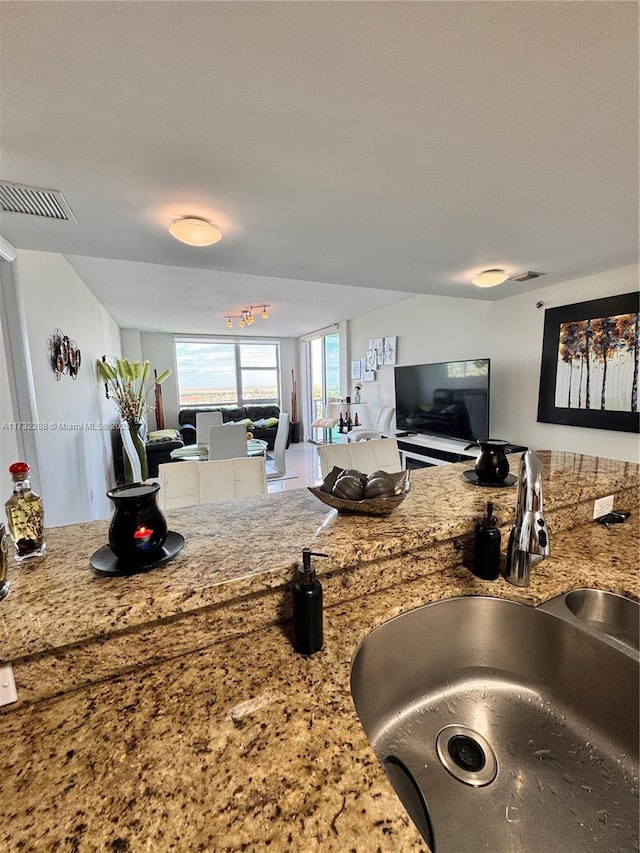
top-left (308, 332), bottom-right (340, 421)
top-left (175, 338), bottom-right (280, 407)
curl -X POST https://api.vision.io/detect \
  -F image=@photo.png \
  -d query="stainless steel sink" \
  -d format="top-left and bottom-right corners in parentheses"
top-left (350, 596), bottom-right (639, 852)
top-left (539, 588), bottom-right (639, 655)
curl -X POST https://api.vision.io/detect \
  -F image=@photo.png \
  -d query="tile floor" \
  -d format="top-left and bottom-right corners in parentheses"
top-left (267, 440), bottom-right (325, 492)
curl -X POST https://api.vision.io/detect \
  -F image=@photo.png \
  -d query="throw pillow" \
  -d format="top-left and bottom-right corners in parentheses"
top-left (147, 429), bottom-right (180, 442)
top-left (228, 418), bottom-right (254, 428)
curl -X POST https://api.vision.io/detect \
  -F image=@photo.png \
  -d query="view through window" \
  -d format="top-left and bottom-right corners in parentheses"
top-left (175, 338), bottom-right (280, 407)
top-left (308, 332), bottom-right (340, 422)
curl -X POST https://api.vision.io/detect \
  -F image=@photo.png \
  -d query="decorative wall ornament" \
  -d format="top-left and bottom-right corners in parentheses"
top-left (49, 329), bottom-right (81, 380)
top-left (537, 291), bottom-right (639, 433)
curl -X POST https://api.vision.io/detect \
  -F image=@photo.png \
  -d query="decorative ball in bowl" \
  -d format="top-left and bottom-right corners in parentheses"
top-left (308, 466), bottom-right (410, 515)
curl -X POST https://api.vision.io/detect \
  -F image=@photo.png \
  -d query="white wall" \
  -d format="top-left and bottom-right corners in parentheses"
top-left (12, 250), bottom-right (121, 526)
top-left (349, 264), bottom-right (638, 462)
top-left (0, 312), bottom-right (20, 486)
top-left (491, 265), bottom-right (639, 462)
top-left (141, 332), bottom-right (178, 430)
top-left (350, 295), bottom-right (492, 428)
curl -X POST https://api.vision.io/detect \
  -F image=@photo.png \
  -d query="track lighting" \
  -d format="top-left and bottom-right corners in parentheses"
top-left (223, 305), bottom-right (271, 328)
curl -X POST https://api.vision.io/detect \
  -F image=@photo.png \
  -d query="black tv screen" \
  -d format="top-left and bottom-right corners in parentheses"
top-left (394, 359), bottom-right (490, 442)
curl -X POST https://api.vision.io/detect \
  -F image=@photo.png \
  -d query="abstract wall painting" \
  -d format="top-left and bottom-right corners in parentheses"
top-left (537, 292), bottom-right (639, 433)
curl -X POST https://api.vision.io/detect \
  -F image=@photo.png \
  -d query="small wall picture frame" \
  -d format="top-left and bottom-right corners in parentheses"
top-left (351, 360), bottom-right (362, 380)
top-left (365, 349), bottom-right (377, 372)
top-left (383, 336), bottom-right (397, 365)
top-left (372, 338), bottom-right (384, 366)
top-left (363, 370), bottom-right (376, 382)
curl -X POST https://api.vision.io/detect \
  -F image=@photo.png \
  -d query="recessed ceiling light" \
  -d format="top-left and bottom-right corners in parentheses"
top-left (168, 217), bottom-right (222, 247)
top-left (471, 269), bottom-right (509, 288)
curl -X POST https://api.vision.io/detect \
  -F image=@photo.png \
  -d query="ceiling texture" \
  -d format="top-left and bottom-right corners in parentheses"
top-left (0, 1), bottom-right (638, 338)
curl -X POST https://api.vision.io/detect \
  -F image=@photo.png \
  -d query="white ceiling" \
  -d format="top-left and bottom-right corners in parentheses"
top-left (0, 1), bottom-right (637, 338)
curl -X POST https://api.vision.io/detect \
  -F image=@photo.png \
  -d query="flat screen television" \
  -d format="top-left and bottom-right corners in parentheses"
top-left (394, 358), bottom-right (490, 443)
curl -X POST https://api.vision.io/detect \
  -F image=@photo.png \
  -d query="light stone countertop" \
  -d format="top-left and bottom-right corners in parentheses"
top-left (0, 452), bottom-right (638, 851)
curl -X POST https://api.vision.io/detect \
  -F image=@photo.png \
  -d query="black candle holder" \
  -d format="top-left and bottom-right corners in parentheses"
top-left (107, 482), bottom-right (168, 560)
top-left (90, 483), bottom-right (184, 576)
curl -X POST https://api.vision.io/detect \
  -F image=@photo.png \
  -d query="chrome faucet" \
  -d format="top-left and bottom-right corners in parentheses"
top-left (505, 451), bottom-right (550, 587)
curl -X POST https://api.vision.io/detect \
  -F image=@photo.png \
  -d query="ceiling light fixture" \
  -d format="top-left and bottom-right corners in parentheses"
top-left (471, 269), bottom-right (509, 288)
top-left (168, 217), bottom-right (222, 247)
top-left (224, 305), bottom-right (271, 329)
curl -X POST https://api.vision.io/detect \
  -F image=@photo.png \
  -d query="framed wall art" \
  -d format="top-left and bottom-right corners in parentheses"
top-left (369, 338), bottom-right (384, 367)
top-left (383, 336), bottom-right (397, 365)
top-left (537, 291), bottom-right (639, 433)
top-left (365, 349), bottom-right (377, 372)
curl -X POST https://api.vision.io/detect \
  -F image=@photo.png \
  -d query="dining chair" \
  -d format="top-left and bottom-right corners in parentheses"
top-left (317, 437), bottom-right (402, 480)
top-left (310, 397), bottom-right (341, 444)
top-left (347, 406), bottom-right (395, 442)
top-left (156, 457), bottom-right (267, 510)
top-left (265, 412), bottom-right (290, 480)
top-left (196, 411), bottom-right (223, 445)
top-left (207, 423), bottom-right (249, 460)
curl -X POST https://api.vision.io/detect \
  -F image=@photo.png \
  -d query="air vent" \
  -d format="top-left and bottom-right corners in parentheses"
top-left (509, 271), bottom-right (546, 283)
top-left (0, 181), bottom-right (76, 222)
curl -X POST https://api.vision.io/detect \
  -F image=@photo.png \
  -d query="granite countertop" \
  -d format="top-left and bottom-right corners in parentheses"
top-left (1, 518), bottom-right (638, 853)
top-left (2, 451), bottom-right (638, 663)
top-left (0, 452), bottom-right (638, 851)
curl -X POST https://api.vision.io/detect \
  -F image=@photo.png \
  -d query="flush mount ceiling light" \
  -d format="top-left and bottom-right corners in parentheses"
top-left (471, 269), bottom-right (509, 288)
top-left (168, 217), bottom-right (222, 247)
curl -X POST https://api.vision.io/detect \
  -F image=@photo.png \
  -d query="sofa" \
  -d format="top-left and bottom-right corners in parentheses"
top-left (178, 405), bottom-right (283, 450)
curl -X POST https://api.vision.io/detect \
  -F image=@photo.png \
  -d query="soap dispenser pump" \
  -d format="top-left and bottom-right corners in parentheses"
top-left (292, 548), bottom-right (327, 655)
top-left (472, 501), bottom-right (501, 581)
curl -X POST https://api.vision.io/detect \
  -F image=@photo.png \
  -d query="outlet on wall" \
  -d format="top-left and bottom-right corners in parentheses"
top-left (0, 663), bottom-right (18, 706)
top-left (593, 494), bottom-right (614, 520)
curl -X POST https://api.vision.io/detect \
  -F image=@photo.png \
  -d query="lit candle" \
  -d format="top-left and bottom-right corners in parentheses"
top-left (134, 525), bottom-right (153, 546)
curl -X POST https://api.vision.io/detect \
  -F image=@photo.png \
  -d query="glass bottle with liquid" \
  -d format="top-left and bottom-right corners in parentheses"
top-left (4, 462), bottom-right (46, 561)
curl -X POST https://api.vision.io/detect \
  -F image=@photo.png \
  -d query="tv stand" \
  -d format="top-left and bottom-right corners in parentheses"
top-left (395, 434), bottom-right (477, 468)
top-left (395, 434), bottom-right (527, 469)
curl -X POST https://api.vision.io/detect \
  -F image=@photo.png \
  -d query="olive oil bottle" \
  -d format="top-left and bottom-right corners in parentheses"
top-left (5, 462), bottom-right (46, 561)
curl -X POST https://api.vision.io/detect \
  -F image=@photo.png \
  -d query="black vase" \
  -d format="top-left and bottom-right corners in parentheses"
top-left (107, 482), bottom-right (168, 561)
top-left (474, 439), bottom-right (510, 484)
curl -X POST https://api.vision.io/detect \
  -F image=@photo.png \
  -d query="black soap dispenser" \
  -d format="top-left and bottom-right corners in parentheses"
top-left (472, 501), bottom-right (501, 581)
top-left (292, 548), bottom-right (327, 655)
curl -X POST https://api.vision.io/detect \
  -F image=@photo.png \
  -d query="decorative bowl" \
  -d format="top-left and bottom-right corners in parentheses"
top-left (308, 467), bottom-right (410, 515)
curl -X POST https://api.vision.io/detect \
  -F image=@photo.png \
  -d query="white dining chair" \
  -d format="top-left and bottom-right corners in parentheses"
top-left (265, 412), bottom-right (290, 480)
top-left (317, 437), bottom-right (402, 480)
top-left (207, 423), bottom-right (249, 461)
top-left (156, 457), bottom-right (267, 510)
top-left (196, 411), bottom-right (223, 445)
top-left (347, 406), bottom-right (395, 442)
